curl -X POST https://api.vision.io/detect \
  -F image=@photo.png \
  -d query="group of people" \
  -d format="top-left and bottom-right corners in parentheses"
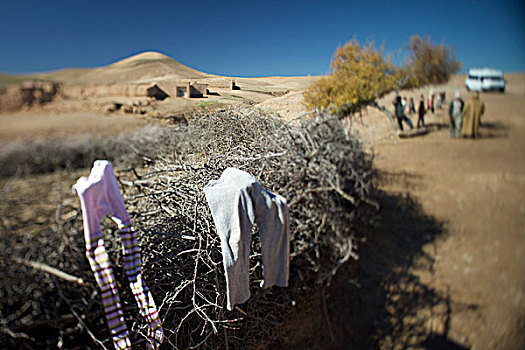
top-left (393, 95), bottom-right (427, 131)
top-left (448, 91), bottom-right (486, 138)
top-left (393, 90), bottom-right (486, 138)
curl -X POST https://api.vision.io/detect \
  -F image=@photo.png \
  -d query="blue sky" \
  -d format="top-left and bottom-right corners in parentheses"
top-left (1, 0), bottom-right (524, 77)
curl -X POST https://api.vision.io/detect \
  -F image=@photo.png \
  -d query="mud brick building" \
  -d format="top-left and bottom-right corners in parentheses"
top-left (176, 82), bottom-right (208, 98)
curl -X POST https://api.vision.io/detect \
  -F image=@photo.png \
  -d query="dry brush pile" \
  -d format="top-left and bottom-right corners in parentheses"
top-left (0, 125), bottom-right (179, 178)
top-left (0, 107), bottom-right (378, 349)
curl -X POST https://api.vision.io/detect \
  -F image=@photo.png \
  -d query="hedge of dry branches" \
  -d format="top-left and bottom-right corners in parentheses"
top-left (0, 125), bottom-right (179, 178)
top-left (0, 107), bottom-right (377, 349)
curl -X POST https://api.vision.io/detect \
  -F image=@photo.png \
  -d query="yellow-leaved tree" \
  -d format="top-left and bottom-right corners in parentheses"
top-left (405, 35), bottom-right (461, 87)
top-left (304, 40), bottom-right (397, 117)
top-left (304, 36), bottom-right (460, 129)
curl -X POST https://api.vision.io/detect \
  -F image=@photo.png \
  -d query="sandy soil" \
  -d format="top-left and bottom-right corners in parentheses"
top-left (0, 111), bottom-right (148, 145)
top-left (372, 87), bottom-right (525, 349)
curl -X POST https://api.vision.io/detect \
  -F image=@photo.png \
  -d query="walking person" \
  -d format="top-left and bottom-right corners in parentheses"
top-left (427, 91), bottom-right (435, 115)
top-left (461, 91), bottom-right (485, 138)
top-left (393, 96), bottom-right (414, 131)
top-left (408, 97), bottom-right (416, 115)
top-left (417, 95), bottom-right (426, 128)
top-left (448, 91), bottom-right (464, 138)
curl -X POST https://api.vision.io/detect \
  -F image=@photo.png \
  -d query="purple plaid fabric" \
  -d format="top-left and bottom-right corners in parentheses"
top-left (74, 160), bottom-right (163, 349)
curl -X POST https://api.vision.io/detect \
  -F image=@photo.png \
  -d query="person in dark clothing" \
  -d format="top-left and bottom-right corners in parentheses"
top-left (417, 94), bottom-right (426, 128)
top-left (393, 96), bottom-right (414, 131)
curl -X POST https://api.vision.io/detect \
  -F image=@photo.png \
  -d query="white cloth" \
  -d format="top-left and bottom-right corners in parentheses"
top-left (204, 167), bottom-right (290, 311)
top-left (73, 160), bottom-right (131, 236)
top-left (451, 99), bottom-right (463, 117)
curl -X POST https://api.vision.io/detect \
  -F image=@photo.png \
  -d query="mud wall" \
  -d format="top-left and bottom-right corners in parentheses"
top-left (0, 82), bottom-right (62, 112)
top-left (62, 83), bottom-right (180, 99)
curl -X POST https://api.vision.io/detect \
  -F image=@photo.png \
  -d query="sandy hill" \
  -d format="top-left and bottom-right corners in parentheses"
top-left (4, 51), bottom-right (319, 93)
top-left (38, 51), bottom-right (212, 85)
top-left (0, 73), bottom-right (49, 87)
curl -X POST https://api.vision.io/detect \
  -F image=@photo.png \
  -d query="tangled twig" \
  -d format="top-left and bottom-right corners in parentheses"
top-left (1, 107), bottom-right (377, 349)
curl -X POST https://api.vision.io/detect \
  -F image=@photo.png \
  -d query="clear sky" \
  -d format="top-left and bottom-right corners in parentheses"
top-left (1, 0), bottom-right (524, 77)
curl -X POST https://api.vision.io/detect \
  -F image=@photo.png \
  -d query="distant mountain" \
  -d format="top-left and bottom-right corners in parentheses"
top-left (37, 51), bottom-right (211, 85)
top-left (0, 73), bottom-right (49, 87)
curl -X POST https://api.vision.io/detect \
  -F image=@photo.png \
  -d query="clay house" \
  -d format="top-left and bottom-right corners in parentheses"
top-left (147, 84), bottom-right (169, 100)
top-left (231, 79), bottom-right (240, 90)
top-left (176, 82), bottom-right (208, 98)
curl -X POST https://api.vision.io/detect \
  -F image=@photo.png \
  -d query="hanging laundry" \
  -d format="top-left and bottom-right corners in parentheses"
top-left (204, 167), bottom-right (290, 311)
top-left (73, 160), bottom-right (163, 350)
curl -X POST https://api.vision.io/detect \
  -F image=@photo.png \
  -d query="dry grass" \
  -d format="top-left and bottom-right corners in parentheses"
top-left (0, 123), bottom-right (182, 178)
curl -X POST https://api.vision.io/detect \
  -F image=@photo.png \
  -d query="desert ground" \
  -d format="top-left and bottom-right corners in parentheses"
top-left (1, 53), bottom-right (524, 349)
top-left (277, 74), bottom-right (525, 349)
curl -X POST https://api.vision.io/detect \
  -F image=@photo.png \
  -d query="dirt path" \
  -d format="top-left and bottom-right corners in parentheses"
top-left (278, 79), bottom-right (525, 349)
top-left (372, 89), bottom-right (525, 349)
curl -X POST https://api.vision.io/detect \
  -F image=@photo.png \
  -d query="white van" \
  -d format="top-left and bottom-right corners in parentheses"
top-left (465, 68), bottom-right (506, 92)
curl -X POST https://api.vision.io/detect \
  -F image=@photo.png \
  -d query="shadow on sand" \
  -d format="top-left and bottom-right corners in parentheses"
top-left (411, 120), bottom-right (508, 139)
top-left (279, 171), bottom-right (476, 349)
top-left (340, 189), bottom-right (473, 349)
top-left (479, 121), bottom-right (509, 138)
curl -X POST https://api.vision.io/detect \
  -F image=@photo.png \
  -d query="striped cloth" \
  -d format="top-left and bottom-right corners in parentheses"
top-left (74, 160), bottom-right (163, 350)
